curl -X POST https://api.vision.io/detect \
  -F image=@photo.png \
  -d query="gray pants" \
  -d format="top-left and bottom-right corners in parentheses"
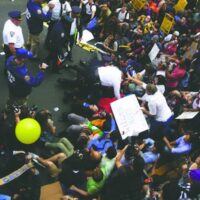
top-left (66, 113), bottom-right (88, 135)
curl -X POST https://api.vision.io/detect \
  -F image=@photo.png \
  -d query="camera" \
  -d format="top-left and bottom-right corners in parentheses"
top-left (29, 105), bottom-right (38, 113)
top-left (12, 105), bottom-right (22, 113)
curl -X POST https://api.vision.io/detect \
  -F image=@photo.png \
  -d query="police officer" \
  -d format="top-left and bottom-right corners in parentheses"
top-left (5, 48), bottom-right (48, 108)
top-left (45, 15), bottom-right (73, 72)
top-left (26, 0), bottom-right (54, 59)
top-left (2, 11), bottom-right (24, 69)
top-left (44, 0), bottom-right (72, 47)
top-left (67, 6), bottom-right (83, 62)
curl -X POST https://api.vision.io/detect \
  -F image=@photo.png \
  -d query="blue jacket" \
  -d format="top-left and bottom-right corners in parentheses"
top-left (47, 21), bottom-right (70, 53)
top-left (26, 0), bottom-right (52, 34)
top-left (6, 56), bottom-right (44, 97)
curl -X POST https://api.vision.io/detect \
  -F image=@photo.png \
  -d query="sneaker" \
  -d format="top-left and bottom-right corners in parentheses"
top-left (29, 152), bottom-right (39, 159)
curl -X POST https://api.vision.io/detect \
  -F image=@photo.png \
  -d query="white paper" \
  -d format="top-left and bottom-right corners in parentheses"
top-left (176, 111), bottom-right (199, 120)
top-left (111, 95), bottom-right (149, 140)
top-left (148, 44), bottom-right (160, 62)
top-left (80, 30), bottom-right (94, 43)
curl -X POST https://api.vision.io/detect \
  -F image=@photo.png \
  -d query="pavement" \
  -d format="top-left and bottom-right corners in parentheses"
top-left (0, 0), bottom-right (91, 131)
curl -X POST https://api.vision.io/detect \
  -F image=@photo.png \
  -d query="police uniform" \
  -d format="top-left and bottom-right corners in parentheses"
top-left (2, 11), bottom-right (24, 67)
top-left (26, 0), bottom-right (52, 58)
top-left (6, 48), bottom-right (45, 107)
top-left (45, 16), bottom-right (73, 72)
top-left (67, 6), bottom-right (83, 61)
top-left (45, 0), bottom-right (72, 47)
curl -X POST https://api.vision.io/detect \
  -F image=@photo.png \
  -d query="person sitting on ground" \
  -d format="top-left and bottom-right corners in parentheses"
top-left (163, 131), bottom-right (196, 155)
top-left (35, 109), bottom-right (74, 157)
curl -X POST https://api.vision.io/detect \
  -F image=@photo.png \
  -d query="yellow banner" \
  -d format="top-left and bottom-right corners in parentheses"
top-left (174, 0), bottom-right (188, 12)
top-left (132, 0), bottom-right (146, 10)
top-left (160, 13), bottom-right (174, 34)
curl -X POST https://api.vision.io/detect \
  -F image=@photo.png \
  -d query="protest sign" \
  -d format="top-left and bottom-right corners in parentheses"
top-left (132, 0), bottom-right (146, 10)
top-left (111, 95), bottom-right (149, 140)
top-left (160, 13), bottom-right (174, 34)
top-left (174, 0), bottom-right (188, 12)
top-left (149, 43), bottom-right (160, 62)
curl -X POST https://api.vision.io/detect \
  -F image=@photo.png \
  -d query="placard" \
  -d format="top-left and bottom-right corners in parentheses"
top-left (132, 0), bottom-right (146, 10)
top-left (176, 111), bottom-right (199, 120)
top-left (111, 95), bottom-right (149, 140)
top-left (148, 43), bottom-right (160, 62)
top-left (160, 13), bottom-right (174, 34)
top-left (174, 0), bottom-right (188, 12)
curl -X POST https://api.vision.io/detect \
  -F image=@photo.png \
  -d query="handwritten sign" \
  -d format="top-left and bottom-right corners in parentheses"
top-left (160, 13), bottom-right (174, 34)
top-left (111, 95), bottom-right (149, 140)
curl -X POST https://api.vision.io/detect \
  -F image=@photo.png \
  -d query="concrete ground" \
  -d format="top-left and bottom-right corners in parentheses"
top-left (0, 0), bottom-right (91, 131)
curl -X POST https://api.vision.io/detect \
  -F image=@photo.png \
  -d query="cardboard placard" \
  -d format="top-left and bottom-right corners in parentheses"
top-left (132, 0), bottom-right (146, 10)
top-left (148, 43), bottom-right (160, 62)
top-left (174, 0), bottom-right (188, 12)
top-left (160, 13), bottom-right (174, 34)
top-left (111, 95), bottom-right (149, 140)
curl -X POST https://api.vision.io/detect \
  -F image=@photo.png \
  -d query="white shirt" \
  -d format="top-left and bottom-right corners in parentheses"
top-left (85, 2), bottom-right (96, 15)
top-left (3, 19), bottom-right (24, 48)
top-left (98, 66), bottom-right (122, 99)
top-left (70, 18), bottom-right (77, 36)
top-left (48, 0), bottom-right (72, 20)
top-left (192, 92), bottom-right (200, 109)
top-left (142, 85), bottom-right (172, 122)
top-left (116, 8), bottom-right (129, 22)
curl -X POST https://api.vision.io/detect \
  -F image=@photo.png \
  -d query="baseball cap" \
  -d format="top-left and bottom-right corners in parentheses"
top-left (173, 30), bottom-right (180, 37)
top-left (8, 10), bottom-right (22, 20)
top-left (16, 48), bottom-right (33, 59)
top-left (72, 6), bottom-right (81, 14)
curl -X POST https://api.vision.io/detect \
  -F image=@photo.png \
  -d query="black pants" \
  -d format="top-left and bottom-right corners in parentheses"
top-left (3, 45), bottom-right (13, 67)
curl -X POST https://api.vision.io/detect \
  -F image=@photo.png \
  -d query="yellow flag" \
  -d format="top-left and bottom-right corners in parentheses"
top-left (160, 13), bottom-right (174, 34)
top-left (174, 0), bottom-right (188, 12)
top-left (132, 0), bottom-right (146, 10)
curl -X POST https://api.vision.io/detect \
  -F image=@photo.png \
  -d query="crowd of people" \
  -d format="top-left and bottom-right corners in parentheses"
top-left (0, 0), bottom-right (200, 199)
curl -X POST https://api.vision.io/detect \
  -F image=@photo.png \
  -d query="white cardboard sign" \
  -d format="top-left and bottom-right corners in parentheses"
top-left (111, 95), bottom-right (149, 139)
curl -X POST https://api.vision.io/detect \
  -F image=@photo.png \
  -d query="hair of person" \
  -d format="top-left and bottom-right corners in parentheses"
top-left (161, 181), bottom-right (181, 200)
top-left (146, 83), bottom-right (157, 94)
top-left (93, 168), bottom-right (104, 182)
top-left (132, 155), bottom-right (145, 173)
top-left (106, 146), bottom-right (117, 159)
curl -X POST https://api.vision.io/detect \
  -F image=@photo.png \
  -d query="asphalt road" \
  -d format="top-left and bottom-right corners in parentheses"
top-left (0, 0), bottom-right (91, 131)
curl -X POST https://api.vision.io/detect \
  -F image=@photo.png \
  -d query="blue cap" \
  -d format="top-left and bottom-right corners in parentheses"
top-left (102, 55), bottom-right (112, 63)
top-left (8, 10), bottom-right (22, 20)
top-left (16, 48), bottom-right (33, 59)
top-left (72, 6), bottom-right (81, 14)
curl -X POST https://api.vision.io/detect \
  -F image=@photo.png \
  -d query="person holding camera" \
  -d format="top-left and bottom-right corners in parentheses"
top-left (5, 48), bottom-right (48, 109)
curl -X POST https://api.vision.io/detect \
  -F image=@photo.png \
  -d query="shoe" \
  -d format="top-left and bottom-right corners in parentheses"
top-left (29, 152), bottom-right (39, 159)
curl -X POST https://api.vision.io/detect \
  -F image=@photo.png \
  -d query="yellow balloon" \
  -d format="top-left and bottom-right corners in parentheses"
top-left (15, 118), bottom-right (41, 144)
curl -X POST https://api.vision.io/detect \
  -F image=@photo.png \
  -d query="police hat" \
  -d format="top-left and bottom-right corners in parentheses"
top-left (16, 48), bottom-right (33, 59)
top-left (72, 6), bottom-right (81, 14)
top-left (8, 10), bottom-right (22, 20)
top-left (102, 55), bottom-right (112, 63)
